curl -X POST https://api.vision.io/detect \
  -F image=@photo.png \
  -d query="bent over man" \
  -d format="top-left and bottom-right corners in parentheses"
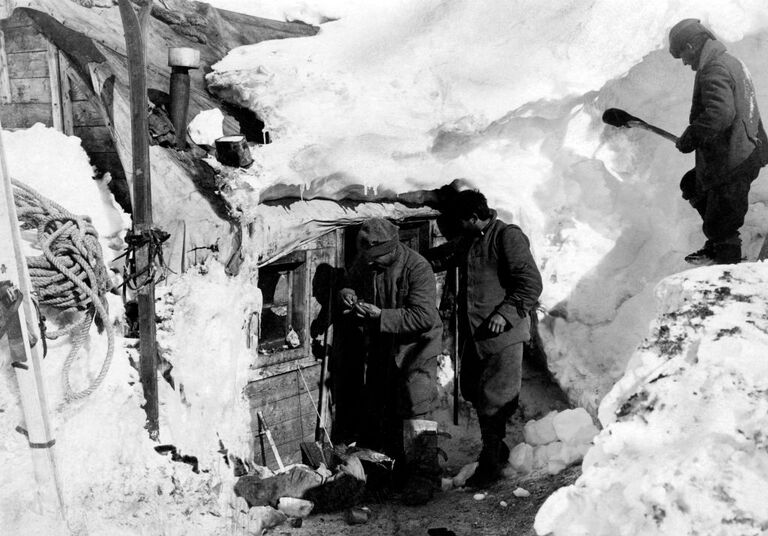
top-left (338, 218), bottom-right (443, 505)
top-left (429, 189), bottom-right (542, 489)
top-left (669, 18), bottom-right (768, 264)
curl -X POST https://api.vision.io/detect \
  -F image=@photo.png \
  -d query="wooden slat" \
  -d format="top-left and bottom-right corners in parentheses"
top-left (0, 102), bottom-right (51, 128)
top-left (73, 125), bottom-right (115, 153)
top-left (0, 31), bottom-right (11, 104)
top-left (9, 77), bottom-right (50, 103)
top-left (7, 50), bottom-right (48, 78)
top-left (58, 52), bottom-right (73, 135)
top-left (244, 365), bottom-right (321, 407)
top-left (252, 411), bottom-right (317, 464)
top-left (2, 25), bottom-right (48, 54)
top-left (47, 42), bottom-right (61, 131)
top-left (71, 100), bottom-right (106, 127)
top-left (250, 389), bottom-right (319, 426)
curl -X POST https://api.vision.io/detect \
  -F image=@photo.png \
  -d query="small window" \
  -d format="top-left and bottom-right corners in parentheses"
top-left (257, 252), bottom-right (307, 354)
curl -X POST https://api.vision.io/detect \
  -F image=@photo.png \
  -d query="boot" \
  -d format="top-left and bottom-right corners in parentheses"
top-left (465, 412), bottom-right (510, 489)
top-left (401, 419), bottom-right (442, 506)
top-left (712, 242), bottom-right (741, 264)
top-left (684, 242), bottom-right (715, 265)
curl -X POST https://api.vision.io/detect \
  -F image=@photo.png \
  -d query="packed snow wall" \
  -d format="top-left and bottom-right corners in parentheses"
top-left (534, 263), bottom-right (768, 536)
top-left (206, 0), bottom-right (768, 412)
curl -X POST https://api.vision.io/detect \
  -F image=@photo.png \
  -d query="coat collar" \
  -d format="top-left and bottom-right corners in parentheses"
top-left (479, 209), bottom-right (498, 237)
top-left (697, 39), bottom-right (726, 70)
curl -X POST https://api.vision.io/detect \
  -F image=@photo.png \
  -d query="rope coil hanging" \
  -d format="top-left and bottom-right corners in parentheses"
top-left (12, 178), bottom-right (114, 402)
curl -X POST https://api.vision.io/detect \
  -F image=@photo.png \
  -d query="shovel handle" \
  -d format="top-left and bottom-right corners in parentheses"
top-left (630, 121), bottom-right (679, 144)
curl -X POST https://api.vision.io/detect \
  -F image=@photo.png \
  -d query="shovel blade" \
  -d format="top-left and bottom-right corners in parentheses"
top-left (602, 107), bottom-right (640, 128)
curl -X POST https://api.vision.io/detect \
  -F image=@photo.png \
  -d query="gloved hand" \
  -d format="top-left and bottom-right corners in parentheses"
top-left (339, 288), bottom-right (358, 310)
top-left (676, 127), bottom-right (696, 154)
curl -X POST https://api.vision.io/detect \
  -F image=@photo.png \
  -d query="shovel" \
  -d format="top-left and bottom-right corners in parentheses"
top-left (602, 108), bottom-right (679, 143)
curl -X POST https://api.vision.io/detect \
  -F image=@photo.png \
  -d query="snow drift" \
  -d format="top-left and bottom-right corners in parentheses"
top-left (206, 0), bottom-right (768, 411)
top-left (535, 263), bottom-right (768, 536)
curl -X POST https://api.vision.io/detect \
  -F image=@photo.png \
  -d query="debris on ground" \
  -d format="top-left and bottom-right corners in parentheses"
top-left (513, 487), bottom-right (531, 498)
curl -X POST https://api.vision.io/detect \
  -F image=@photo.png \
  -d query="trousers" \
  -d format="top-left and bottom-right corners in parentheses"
top-left (459, 338), bottom-right (523, 418)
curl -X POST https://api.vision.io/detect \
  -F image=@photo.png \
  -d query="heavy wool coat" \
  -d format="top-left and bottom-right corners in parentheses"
top-left (460, 213), bottom-right (542, 358)
top-left (686, 39), bottom-right (768, 189)
top-left (346, 242), bottom-right (443, 369)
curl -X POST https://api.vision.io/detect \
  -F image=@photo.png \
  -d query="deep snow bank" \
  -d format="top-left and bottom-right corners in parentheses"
top-left (206, 0), bottom-right (768, 410)
top-left (535, 262), bottom-right (768, 536)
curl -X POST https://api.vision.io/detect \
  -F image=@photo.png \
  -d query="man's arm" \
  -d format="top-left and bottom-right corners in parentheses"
top-left (494, 226), bottom-right (543, 326)
top-left (380, 259), bottom-right (441, 335)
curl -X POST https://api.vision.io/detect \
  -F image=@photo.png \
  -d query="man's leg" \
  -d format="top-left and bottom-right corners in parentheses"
top-left (399, 352), bottom-right (440, 505)
top-left (682, 170), bottom-right (716, 264)
top-left (702, 179), bottom-right (751, 264)
top-left (465, 342), bottom-right (524, 489)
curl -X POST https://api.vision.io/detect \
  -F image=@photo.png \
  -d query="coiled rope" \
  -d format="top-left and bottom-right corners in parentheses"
top-left (12, 179), bottom-right (114, 402)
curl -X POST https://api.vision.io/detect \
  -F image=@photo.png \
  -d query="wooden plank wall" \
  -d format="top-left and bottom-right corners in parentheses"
top-left (0, 9), bottom-right (126, 191)
top-left (0, 10), bottom-right (53, 128)
top-left (245, 364), bottom-right (321, 468)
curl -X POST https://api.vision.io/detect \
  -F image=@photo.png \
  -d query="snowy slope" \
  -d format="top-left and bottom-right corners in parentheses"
top-left (535, 263), bottom-right (768, 536)
top-left (207, 0), bottom-right (768, 409)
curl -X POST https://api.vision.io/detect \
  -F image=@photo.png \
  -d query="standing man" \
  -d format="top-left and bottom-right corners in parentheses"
top-left (669, 18), bottom-right (768, 265)
top-left (429, 189), bottom-right (542, 489)
top-left (338, 218), bottom-right (443, 505)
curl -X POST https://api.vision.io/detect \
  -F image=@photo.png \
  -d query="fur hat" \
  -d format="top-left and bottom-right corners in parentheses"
top-left (669, 19), bottom-right (715, 58)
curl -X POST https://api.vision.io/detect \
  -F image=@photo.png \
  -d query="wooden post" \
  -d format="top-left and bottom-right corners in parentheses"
top-left (453, 266), bottom-right (460, 426)
top-left (118, 0), bottom-right (159, 440)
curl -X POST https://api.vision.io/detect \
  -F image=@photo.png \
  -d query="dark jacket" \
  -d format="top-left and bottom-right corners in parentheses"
top-left (429, 212), bottom-right (543, 357)
top-left (346, 242), bottom-right (442, 368)
top-left (686, 39), bottom-right (768, 189)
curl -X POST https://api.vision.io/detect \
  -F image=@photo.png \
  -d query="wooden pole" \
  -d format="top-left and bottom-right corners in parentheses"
top-left (453, 266), bottom-right (460, 426)
top-left (118, 0), bottom-right (159, 440)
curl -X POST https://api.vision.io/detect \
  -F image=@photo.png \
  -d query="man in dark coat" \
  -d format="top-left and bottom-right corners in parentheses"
top-left (429, 190), bottom-right (542, 488)
top-left (338, 218), bottom-right (443, 505)
top-left (669, 18), bottom-right (768, 264)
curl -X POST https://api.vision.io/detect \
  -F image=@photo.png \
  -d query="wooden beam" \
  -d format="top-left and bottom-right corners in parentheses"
top-left (46, 41), bottom-right (61, 132)
top-left (58, 52), bottom-right (73, 135)
top-left (0, 31), bottom-right (11, 104)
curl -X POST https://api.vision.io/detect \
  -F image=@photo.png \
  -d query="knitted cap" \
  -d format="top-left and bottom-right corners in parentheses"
top-left (669, 19), bottom-right (715, 58)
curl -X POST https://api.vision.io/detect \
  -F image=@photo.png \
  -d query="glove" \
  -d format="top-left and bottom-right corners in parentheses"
top-left (676, 127), bottom-right (696, 154)
top-left (679, 168), bottom-right (697, 201)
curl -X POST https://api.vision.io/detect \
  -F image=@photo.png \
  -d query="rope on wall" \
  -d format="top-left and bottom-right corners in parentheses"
top-left (12, 179), bottom-right (114, 402)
